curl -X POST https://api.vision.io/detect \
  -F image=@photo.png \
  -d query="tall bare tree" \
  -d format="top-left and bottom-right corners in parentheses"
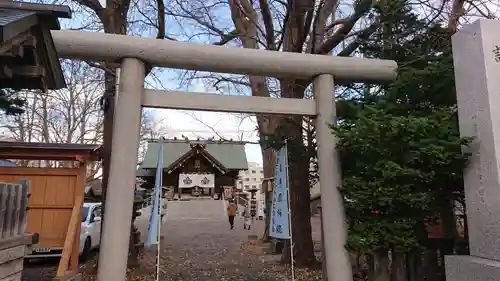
top-left (154, 0), bottom-right (499, 267)
top-left (0, 57), bottom-right (163, 172)
top-left (33, 0), bottom-right (500, 270)
top-left (0, 60), bottom-right (103, 173)
top-left (172, 0), bottom-right (379, 266)
top-left (50, 0), bottom-right (167, 245)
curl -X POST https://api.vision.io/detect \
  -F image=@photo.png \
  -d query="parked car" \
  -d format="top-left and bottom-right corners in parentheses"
top-left (27, 202), bottom-right (102, 260)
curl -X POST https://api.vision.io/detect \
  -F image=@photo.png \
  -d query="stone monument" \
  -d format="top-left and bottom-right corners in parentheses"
top-left (446, 19), bottom-right (500, 280)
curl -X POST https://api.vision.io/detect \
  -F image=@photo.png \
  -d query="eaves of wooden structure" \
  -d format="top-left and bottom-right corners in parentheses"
top-left (166, 143), bottom-right (229, 175)
top-left (0, 2), bottom-right (71, 90)
top-left (0, 141), bottom-right (101, 161)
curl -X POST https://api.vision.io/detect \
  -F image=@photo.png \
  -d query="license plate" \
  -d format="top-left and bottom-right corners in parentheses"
top-left (34, 248), bottom-right (51, 253)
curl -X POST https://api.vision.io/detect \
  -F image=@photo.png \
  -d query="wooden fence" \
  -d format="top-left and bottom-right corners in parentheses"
top-left (0, 180), bottom-right (29, 239)
top-left (0, 180), bottom-right (32, 281)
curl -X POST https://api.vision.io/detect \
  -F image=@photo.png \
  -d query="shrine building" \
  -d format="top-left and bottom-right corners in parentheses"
top-left (136, 138), bottom-right (248, 198)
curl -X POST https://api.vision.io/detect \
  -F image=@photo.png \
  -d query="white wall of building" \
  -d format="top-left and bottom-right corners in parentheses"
top-left (236, 162), bottom-right (321, 218)
top-left (236, 162), bottom-right (265, 218)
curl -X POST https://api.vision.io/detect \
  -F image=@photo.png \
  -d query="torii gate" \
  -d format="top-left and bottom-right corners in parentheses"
top-left (51, 30), bottom-right (397, 281)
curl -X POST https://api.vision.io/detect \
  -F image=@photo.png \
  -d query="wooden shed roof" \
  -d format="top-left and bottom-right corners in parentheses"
top-left (0, 2), bottom-right (71, 20)
top-left (0, 141), bottom-right (101, 161)
top-left (0, 2), bottom-right (71, 90)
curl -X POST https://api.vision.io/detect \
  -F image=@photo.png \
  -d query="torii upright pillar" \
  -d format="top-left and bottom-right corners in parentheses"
top-left (97, 58), bottom-right (145, 281)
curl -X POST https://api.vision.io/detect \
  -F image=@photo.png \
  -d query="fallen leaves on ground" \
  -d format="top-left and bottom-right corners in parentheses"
top-left (23, 253), bottom-right (161, 281)
top-left (23, 211), bottom-right (325, 281)
top-left (240, 240), bottom-right (324, 281)
top-left (24, 239), bottom-right (323, 281)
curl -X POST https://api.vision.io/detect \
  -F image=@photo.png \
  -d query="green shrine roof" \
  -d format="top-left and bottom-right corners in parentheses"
top-left (139, 139), bottom-right (248, 174)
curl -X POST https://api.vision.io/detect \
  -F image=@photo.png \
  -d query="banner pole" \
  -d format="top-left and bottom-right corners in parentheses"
top-left (155, 138), bottom-right (164, 281)
top-left (156, 191), bottom-right (162, 281)
top-left (284, 140), bottom-right (295, 281)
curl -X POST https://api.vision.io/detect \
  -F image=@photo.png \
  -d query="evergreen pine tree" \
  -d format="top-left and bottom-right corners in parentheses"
top-left (333, 1), bottom-right (469, 280)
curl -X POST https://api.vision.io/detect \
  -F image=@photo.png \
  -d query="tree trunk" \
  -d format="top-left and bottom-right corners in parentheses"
top-left (391, 251), bottom-right (407, 281)
top-left (95, 3), bottom-right (130, 267)
top-left (422, 248), bottom-right (439, 281)
top-left (261, 146), bottom-right (276, 242)
top-left (99, 69), bottom-right (117, 226)
top-left (373, 249), bottom-right (390, 281)
top-left (276, 79), bottom-right (315, 267)
top-left (278, 115), bottom-right (316, 267)
top-left (227, 2), bottom-right (280, 244)
top-left (287, 153), bottom-right (316, 267)
top-left (127, 215), bottom-right (140, 268)
top-left (407, 250), bottom-right (423, 281)
top-left (367, 254), bottom-right (375, 281)
top-left (262, 189), bottom-right (272, 241)
top-left (439, 198), bottom-right (457, 240)
top-left (281, 239), bottom-right (292, 264)
top-left (99, 2), bottom-right (127, 219)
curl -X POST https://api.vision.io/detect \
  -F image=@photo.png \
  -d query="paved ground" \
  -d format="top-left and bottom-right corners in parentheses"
top-left (144, 199), bottom-right (275, 281)
top-left (22, 199), bottom-right (286, 281)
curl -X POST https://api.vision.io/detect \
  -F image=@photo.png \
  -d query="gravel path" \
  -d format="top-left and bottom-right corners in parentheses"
top-left (22, 199), bottom-right (287, 281)
top-left (148, 199), bottom-right (276, 281)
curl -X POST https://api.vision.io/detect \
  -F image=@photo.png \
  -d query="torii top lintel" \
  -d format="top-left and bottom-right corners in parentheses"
top-left (51, 30), bottom-right (397, 84)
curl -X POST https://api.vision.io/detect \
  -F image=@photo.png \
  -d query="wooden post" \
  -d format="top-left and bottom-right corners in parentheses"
top-left (56, 168), bottom-right (85, 277)
top-left (69, 163), bottom-right (87, 271)
top-left (18, 180), bottom-right (29, 235)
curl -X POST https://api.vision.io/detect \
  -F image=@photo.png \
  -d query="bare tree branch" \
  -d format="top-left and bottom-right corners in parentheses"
top-left (447, 0), bottom-right (466, 33)
top-left (259, 0), bottom-right (276, 49)
top-left (317, 0), bottom-right (373, 54)
top-left (74, 0), bottom-right (104, 16)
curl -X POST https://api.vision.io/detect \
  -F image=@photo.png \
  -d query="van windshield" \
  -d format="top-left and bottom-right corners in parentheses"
top-left (82, 206), bottom-right (90, 222)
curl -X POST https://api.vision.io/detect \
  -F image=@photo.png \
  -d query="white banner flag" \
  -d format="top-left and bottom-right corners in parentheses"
top-left (146, 139), bottom-right (164, 247)
top-left (269, 144), bottom-right (291, 239)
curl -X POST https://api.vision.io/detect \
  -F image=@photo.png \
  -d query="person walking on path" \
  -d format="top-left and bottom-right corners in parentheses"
top-left (227, 199), bottom-right (237, 229)
top-left (242, 204), bottom-right (252, 230)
